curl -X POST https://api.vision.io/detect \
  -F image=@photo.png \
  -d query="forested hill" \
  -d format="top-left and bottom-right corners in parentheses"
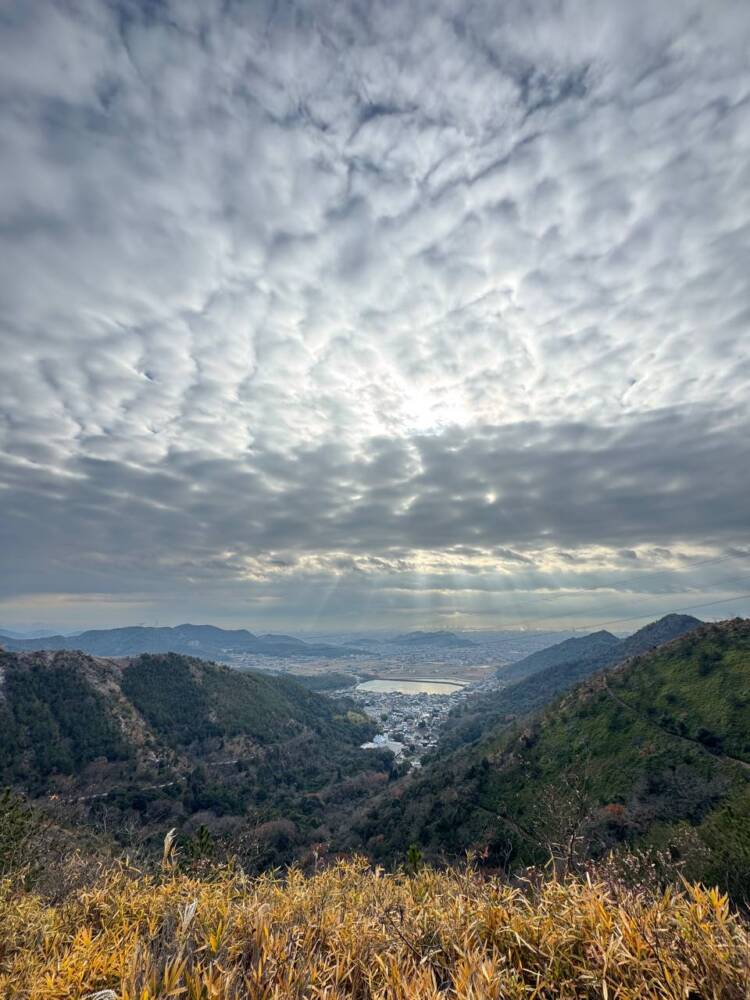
top-left (494, 629), bottom-right (620, 685)
top-left (495, 614), bottom-right (701, 685)
top-left (353, 619), bottom-right (750, 895)
top-left (0, 623), bottom-right (363, 659)
top-left (0, 649), bottom-right (386, 866)
top-left (443, 613), bottom-right (701, 749)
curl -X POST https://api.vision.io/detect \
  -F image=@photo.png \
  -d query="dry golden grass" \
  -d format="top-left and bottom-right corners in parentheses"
top-left (1, 858), bottom-right (748, 999)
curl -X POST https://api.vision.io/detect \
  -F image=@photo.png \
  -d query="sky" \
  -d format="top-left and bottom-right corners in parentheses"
top-left (1, 0), bottom-right (749, 633)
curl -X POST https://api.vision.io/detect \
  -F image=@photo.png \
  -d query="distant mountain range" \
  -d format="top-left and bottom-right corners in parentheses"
top-left (389, 630), bottom-right (477, 648)
top-left (0, 627), bottom-right (71, 639)
top-left (0, 623), bottom-right (364, 660)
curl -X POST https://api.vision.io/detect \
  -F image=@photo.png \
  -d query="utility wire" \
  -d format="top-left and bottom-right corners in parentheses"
top-left (502, 591), bottom-right (750, 633)
top-left (584, 592), bottom-right (750, 632)
top-left (528, 551), bottom-right (748, 608)
top-left (509, 567), bottom-right (750, 631)
top-left (495, 548), bottom-right (749, 632)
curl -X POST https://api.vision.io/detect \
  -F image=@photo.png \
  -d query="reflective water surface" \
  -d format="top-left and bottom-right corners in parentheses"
top-left (356, 678), bottom-right (465, 695)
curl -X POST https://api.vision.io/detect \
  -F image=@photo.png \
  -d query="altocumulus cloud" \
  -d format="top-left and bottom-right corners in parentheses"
top-left (1, 0), bottom-right (749, 629)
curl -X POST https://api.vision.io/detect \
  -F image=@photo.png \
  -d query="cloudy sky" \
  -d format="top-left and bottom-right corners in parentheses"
top-left (1, 0), bottom-right (749, 633)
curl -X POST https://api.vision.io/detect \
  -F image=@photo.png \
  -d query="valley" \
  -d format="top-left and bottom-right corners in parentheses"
top-left (3, 612), bottom-right (750, 999)
top-left (231, 630), bottom-right (591, 771)
top-left (5, 612), bottom-right (750, 898)
top-left (227, 628), bottom-right (579, 684)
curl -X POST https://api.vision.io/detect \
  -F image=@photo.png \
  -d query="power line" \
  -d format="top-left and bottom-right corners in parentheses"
top-left (529, 551), bottom-right (748, 608)
top-left (496, 548), bottom-right (749, 632)
top-left (502, 591), bottom-right (750, 633)
top-left (582, 592), bottom-right (750, 632)
top-left (510, 568), bottom-right (750, 631)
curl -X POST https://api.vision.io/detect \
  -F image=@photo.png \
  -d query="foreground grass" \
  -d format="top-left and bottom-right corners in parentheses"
top-left (1, 859), bottom-right (749, 999)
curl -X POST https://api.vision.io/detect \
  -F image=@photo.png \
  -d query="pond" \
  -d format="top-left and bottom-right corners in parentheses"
top-left (356, 678), bottom-right (465, 695)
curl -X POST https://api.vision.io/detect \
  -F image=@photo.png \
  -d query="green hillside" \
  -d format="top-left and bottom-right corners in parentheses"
top-left (119, 652), bottom-right (364, 745)
top-left (356, 619), bottom-right (750, 894)
top-left (494, 629), bottom-right (619, 685)
top-left (441, 613), bottom-right (701, 751)
top-left (0, 649), bottom-right (387, 867)
top-left (0, 653), bottom-right (130, 791)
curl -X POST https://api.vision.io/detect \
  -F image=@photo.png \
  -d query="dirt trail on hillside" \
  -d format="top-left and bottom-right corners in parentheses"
top-left (603, 680), bottom-right (750, 773)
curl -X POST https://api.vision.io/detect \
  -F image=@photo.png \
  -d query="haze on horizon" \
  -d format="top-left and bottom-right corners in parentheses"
top-left (1, 0), bottom-right (749, 635)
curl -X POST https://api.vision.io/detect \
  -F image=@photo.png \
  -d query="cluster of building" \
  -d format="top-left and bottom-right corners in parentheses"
top-left (343, 685), bottom-right (469, 767)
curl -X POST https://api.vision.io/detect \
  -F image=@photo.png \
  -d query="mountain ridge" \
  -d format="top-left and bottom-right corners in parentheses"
top-left (0, 622), bottom-right (364, 660)
top-left (442, 614), bottom-right (702, 750)
top-left (495, 628), bottom-right (620, 685)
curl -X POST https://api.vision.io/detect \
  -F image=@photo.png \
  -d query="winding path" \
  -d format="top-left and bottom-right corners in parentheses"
top-left (603, 679), bottom-right (750, 774)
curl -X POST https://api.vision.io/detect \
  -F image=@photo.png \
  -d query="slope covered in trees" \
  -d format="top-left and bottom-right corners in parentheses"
top-left (0, 653), bottom-right (130, 792)
top-left (353, 620), bottom-right (750, 895)
top-left (494, 629), bottom-right (620, 685)
top-left (0, 649), bottom-right (388, 867)
top-left (442, 614), bottom-right (701, 750)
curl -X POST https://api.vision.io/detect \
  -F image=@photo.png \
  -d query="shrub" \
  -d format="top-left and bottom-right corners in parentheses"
top-left (1, 858), bottom-right (749, 999)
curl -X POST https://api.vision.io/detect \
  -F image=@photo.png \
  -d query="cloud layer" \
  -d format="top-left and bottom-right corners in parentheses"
top-left (1, 0), bottom-right (749, 629)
